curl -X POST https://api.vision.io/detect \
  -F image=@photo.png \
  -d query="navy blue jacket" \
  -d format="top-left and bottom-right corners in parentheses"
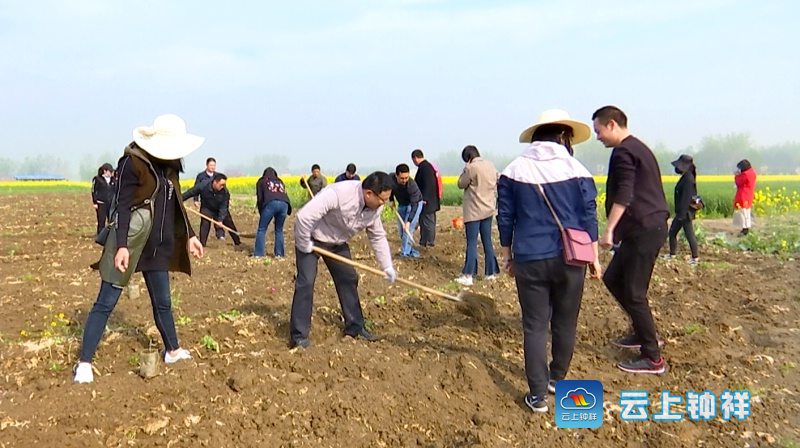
top-left (497, 141), bottom-right (598, 263)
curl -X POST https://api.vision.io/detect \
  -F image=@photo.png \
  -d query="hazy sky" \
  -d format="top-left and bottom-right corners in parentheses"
top-left (1, 0), bottom-right (798, 174)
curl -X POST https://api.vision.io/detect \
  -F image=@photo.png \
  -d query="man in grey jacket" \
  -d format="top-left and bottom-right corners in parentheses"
top-left (289, 172), bottom-right (397, 348)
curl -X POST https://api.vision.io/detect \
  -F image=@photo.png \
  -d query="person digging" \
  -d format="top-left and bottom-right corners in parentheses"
top-left (181, 172), bottom-right (245, 251)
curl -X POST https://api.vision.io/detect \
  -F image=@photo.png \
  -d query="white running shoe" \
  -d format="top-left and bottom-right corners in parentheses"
top-left (164, 348), bottom-right (192, 364)
top-left (74, 362), bottom-right (94, 384)
top-left (455, 275), bottom-right (473, 286)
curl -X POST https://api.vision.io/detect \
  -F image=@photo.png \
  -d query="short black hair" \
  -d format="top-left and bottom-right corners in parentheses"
top-left (206, 157), bottom-right (216, 165)
top-left (346, 163), bottom-right (357, 174)
top-left (395, 163), bottom-right (410, 175)
top-left (592, 106), bottom-right (628, 128)
top-left (461, 145), bottom-right (480, 163)
top-left (212, 172), bottom-right (227, 182)
top-left (411, 149), bottom-right (424, 159)
top-left (311, 164), bottom-right (321, 171)
top-left (361, 171), bottom-right (393, 195)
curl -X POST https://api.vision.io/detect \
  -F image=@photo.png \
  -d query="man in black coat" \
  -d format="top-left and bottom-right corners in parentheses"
top-left (593, 105), bottom-right (669, 375)
top-left (411, 149), bottom-right (440, 247)
top-left (193, 157), bottom-right (224, 240)
top-left (182, 173), bottom-right (243, 249)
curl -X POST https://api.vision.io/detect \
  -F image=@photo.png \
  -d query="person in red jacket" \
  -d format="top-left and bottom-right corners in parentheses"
top-left (734, 159), bottom-right (757, 236)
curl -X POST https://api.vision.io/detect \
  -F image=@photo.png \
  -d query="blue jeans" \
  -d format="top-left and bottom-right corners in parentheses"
top-left (254, 200), bottom-right (289, 257)
top-left (79, 271), bottom-right (179, 363)
top-left (462, 216), bottom-right (500, 276)
top-left (396, 203), bottom-right (422, 257)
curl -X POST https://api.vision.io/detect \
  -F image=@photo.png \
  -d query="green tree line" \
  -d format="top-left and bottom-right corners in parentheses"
top-left (1, 133), bottom-right (797, 180)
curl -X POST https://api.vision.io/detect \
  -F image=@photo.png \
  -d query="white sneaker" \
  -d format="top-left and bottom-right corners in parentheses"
top-left (455, 275), bottom-right (473, 286)
top-left (485, 275), bottom-right (498, 281)
top-left (164, 348), bottom-right (192, 364)
top-left (74, 362), bottom-right (94, 384)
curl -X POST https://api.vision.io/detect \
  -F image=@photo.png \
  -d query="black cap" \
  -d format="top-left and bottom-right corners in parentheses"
top-left (101, 163), bottom-right (114, 171)
top-left (671, 154), bottom-right (693, 167)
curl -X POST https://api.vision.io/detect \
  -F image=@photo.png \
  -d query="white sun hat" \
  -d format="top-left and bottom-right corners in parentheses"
top-left (518, 109), bottom-right (592, 145)
top-left (132, 114), bottom-right (205, 160)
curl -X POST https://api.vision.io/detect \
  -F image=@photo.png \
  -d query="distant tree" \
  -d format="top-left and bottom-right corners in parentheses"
top-left (78, 151), bottom-right (118, 181)
top-left (228, 154), bottom-right (290, 176)
top-left (692, 133), bottom-right (756, 175)
top-left (0, 157), bottom-right (16, 179)
top-left (16, 154), bottom-right (69, 176)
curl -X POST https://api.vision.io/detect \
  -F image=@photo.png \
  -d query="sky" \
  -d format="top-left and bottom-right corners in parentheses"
top-left (1, 0), bottom-right (798, 176)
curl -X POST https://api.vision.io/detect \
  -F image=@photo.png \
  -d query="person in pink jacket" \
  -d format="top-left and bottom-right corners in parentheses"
top-left (734, 159), bottom-right (757, 236)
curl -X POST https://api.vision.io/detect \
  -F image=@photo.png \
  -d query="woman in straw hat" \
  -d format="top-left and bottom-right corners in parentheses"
top-left (497, 109), bottom-right (601, 413)
top-left (75, 114), bottom-right (206, 384)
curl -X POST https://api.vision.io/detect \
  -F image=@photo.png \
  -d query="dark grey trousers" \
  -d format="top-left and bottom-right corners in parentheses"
top-left (515, 256), bottom-right (586, 398)
top-left (289, 243), bottom-right (364, 342)
top-left (419, 212), bottom-right (437, 246)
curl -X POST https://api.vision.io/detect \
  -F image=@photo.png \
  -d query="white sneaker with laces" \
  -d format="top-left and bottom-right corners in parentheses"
top-left (164, 348), bottom-right (192, 364)
top-left (74, 362), bottom-right (94, 384)
top-left (455, 275), bottom-right (473, 286)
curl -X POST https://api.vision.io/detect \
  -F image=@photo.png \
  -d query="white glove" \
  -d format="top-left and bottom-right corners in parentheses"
top-left (297, 242), bottom-right (314, 254)
top-left (383, 267), bottom-right (397, 283)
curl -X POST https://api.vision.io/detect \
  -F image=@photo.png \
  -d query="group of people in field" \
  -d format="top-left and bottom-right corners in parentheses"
top-left (80, 109), bottom-right (757, 415)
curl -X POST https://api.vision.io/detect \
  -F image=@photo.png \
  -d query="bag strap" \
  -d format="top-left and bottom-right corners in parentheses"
top-left (522, 157), bottom-right (565, 232)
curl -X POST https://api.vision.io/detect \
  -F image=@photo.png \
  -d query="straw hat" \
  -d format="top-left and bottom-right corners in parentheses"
top-left (518, 109), bottom-right (592, 145)
top-left (132, 114), bottom-right (205, 160)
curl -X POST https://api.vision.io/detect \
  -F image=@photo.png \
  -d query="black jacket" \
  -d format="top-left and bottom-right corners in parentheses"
top-left (605, 136), bottom-right (669, 241)
top-left (256, 176), bottom-right (292, 215)
top-left (390, 174), bottom-right (423, 219)
top-left (414, 160), bottom-right (440, 213)
top-left (91, 175), bottom-right (115, 204)
top-left (182, 180), bottom-right (231, 220)
top-left (192, 171), bottom-right (214, 201)
top-left (674, 171), bottom-right (697, 221)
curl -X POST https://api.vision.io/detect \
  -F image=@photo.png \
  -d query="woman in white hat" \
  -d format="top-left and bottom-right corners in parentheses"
top-left (497, 109), bottom-right (602, 413)
top-left (75, 114), bottom-right (206, 384)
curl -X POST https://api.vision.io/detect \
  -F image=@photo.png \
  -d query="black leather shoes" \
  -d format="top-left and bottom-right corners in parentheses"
top-left (291, 338), bottom-right (312, 349)
top-left (345, 329), bottom-right (382, 342)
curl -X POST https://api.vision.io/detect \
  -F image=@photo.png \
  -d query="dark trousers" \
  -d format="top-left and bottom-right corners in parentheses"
top-left (80, 271), bottom-right (179, 362)
top-left (515, 257), bottom-right (586, 398)
top-left (95, 202), bottom-right (111, 234)
top-left (668, 218), bottom-right (699, 258)
top-left (199, 207), bottom-right (241, 246)
top-left (419, 211), bottom-right (437, 246)
top-left (603, 224), bottom-right (668, 361)
top-left (289, 243), bottom-right (364, 341)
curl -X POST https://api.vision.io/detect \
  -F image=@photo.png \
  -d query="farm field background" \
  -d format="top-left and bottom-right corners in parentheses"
top-left (0, 191), bottom-right (798, 447)
top-left (4, 175), bottom-right (800, 218)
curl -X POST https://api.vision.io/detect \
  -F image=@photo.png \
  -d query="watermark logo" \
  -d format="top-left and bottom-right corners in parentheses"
top-left (620, 390), bottom-right (751, 421)
top-left (555, 380), bottom-right (603, 428)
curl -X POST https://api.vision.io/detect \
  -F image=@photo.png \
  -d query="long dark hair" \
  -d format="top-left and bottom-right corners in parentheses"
top-left (262, 167), bottom-right (279, 180)
top-left (737, 159), bottom-right (752, 172)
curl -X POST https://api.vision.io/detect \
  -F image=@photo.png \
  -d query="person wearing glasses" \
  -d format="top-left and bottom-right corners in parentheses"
top-left (289, 172), bottom-right (398, 349)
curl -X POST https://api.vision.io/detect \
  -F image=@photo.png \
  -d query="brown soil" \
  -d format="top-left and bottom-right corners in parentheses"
top-left (0, 194), bottom-right (798, 447)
